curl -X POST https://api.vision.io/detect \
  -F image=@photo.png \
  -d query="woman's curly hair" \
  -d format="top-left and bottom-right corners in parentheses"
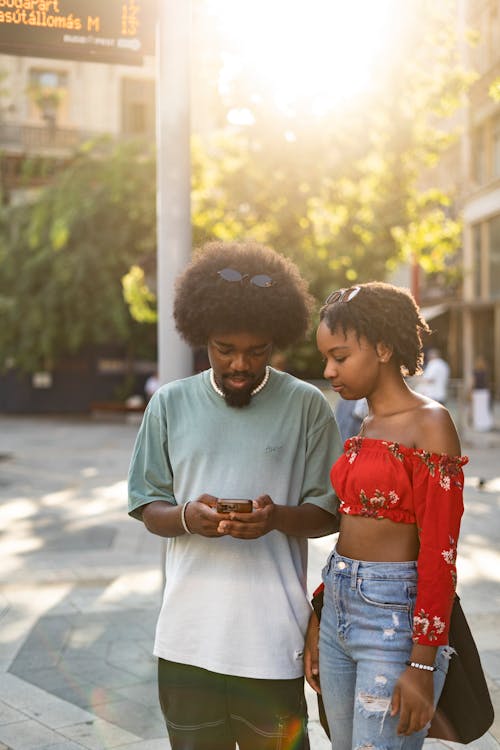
top-left (319, 282), bottom-right (431, 376)
top-left (174, 240), bottom-right (314, 348)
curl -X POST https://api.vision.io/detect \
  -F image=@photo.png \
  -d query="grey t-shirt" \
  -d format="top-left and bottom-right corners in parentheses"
top-left (128, 367), bottom-right (341, 679)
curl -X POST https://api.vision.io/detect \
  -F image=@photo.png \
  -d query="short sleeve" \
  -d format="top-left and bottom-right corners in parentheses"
top-left (127, 397), bottom-right (176, 520)
top-left (412, 453), bottom-right (468, 645)
top-left (301, 397), bottom-right (342, 515)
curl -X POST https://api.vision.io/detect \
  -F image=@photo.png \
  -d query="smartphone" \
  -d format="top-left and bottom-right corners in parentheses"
top-left (216, 498), bottom-right (253, 514)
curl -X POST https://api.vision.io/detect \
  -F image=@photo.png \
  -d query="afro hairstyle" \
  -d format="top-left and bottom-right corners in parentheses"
top-left (173, 240), bottom-right (314, 348)
top-left (319, 281), bottom-right (431, 376)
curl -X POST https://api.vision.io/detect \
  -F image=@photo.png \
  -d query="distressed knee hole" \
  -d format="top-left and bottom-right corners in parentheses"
top-left (357, 691), bottom-right (391, 715)
top-left (382, 612), bottom-right (400, 640)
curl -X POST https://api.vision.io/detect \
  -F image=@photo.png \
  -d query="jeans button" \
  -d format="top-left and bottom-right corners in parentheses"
top-left (337, 561), bottom-right (346, 570)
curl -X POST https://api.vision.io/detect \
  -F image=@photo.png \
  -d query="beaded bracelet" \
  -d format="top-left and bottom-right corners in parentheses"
top-left (181, 501), bottom-right (193, 535)
top-left (405, 660), bottom-right (436, 672)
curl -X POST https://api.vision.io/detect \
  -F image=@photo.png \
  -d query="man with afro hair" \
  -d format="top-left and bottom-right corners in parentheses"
top-left (128, 240), bottom-right (342, 750)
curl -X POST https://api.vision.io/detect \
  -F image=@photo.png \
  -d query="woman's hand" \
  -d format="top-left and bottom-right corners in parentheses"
top-left (304, 611), bottom-right (321, 694)
top-left (391, 667), bottom-right (434, 736)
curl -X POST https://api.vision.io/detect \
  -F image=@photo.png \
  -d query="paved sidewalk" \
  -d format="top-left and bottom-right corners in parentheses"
top-left (0, 409), bottom-right (499, 750)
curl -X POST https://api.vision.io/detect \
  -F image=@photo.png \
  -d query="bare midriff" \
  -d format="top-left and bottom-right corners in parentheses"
top-left (336, 514), bottom-right (419, 562)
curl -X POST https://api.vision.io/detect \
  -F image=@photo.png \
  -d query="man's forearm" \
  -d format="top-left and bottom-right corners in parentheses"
top-left (141, 501), bottom-right (185, 537)
top-left (273, 503), bottom-right (338, 537)
top-left (139, 498), bottom-right (339, 540)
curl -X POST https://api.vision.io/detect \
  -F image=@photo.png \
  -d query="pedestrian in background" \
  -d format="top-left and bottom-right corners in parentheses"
top-left (144, 371), bottom-right (160, 401)
top-left (128, 240), bottom-right (342, 750)
top-left (306, 282), bottom-right (467, 750)
top-left (416, 348), bottom-right (450, 405)
top-left (471, 355), bottom-right (493, 432)
top-left (334, 397), bottom-right (368, 442)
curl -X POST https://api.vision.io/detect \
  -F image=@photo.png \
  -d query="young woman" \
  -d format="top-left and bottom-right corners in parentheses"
top-left (305, 282), bottom-right (467, 750)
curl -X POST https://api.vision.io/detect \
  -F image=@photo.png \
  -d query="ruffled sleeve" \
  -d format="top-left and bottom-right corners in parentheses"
top-left (411, 452), bottom-right (468, 645)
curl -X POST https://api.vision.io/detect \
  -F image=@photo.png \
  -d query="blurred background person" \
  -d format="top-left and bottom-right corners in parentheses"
top-left (416, 348), bottom-right (450, 405)
top-left (471, 355), bottom-right (493, 432)
top-left (334, 397), bottom-right (368, 442)
top-left (144, 371), bottom-right (160, 402)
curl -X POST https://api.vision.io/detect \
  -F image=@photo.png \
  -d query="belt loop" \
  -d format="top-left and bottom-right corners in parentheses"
top-left (326, 549), bottom-right (335, 576)
top-left (350, 560), bottom-right (359, 590)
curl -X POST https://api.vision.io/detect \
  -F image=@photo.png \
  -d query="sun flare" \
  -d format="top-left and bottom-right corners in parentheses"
top-left (207, 0), bottom-right (396, 118)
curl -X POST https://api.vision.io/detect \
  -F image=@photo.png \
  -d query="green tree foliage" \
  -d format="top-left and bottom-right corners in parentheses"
top-left (189, 0), bottom-right (471, 374)
top-left (191, 0), bottom-right (470, 305)
top-left (391, 190), bottom-right (462, 276)
top-left (0, 139), bottom-right (156, 372)
top-left (0, 1), bottom-right (473, 376)
top-left (490, 78), bottom-right (500, 102)
top-left (122, 264), bottom-right (157, 324)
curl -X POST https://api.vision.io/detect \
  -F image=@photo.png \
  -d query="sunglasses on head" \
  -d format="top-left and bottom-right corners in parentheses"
top-left (324, 286), bottom-right (361, 305)
top-left (217, 268), bottom-right (275, 288)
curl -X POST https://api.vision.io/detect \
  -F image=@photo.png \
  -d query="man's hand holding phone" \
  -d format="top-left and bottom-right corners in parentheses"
top-left (216, 499), bottom-right (253, 514)
top-left (217, 494), bottom-right (275, 539)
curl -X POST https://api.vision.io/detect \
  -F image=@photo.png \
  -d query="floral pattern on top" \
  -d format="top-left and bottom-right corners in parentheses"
top-left (341, 488), bottom-right (400, 518)
top-left (413, 609), bottom-right (446, 642)
top-left (383, 441), bottom-right (406, 462)
top-left (345, 436), bottom-right (364, 464)
top-left (415, 451), bottom-right (465, 491)
top-left (331, 437), bottom-right (468, 646)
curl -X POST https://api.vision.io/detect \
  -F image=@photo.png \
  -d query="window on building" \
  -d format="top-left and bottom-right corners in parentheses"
top-left (493, 114), bottom-right (500, 179)
top-left (28, 69), bottom-right (69, 126)
top-left (489, 214), bottom-right (500, 299)
top-left (29, 70), bottom-right (68, 90)
top-left (472, 125), bottom-right (486, 185)
top-left (472, 223), bottom-right (482, 298)
top-left (121, 78), bottom-right (155, 137)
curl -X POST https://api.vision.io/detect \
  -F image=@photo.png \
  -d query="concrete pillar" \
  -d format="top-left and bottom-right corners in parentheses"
top-left (156, 0), bottom-right (192, 386)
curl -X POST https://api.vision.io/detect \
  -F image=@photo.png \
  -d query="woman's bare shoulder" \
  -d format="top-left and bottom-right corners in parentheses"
top-left (413, 398), bottom-right (461, 456)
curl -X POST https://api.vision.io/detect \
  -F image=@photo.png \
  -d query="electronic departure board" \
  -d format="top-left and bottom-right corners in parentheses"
top-left (0, 0), bottom-right (157, 65)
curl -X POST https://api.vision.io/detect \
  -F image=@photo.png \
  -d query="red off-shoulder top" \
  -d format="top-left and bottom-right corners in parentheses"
top-left (330, 437), bottom-right (468, 646)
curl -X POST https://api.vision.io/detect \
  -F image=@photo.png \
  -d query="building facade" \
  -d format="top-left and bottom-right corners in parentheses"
top-left (460, 0), bottom-right (500, 399)
top-left (0, 51), bottom-right (156, 203)
top-left (0, 50), bottom-right (158, 411)
top-left (2, 3), bottom-right (499, 409)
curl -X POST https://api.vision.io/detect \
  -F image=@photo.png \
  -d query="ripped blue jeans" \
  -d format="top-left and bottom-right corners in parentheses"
top-left (319, 549), bottom-right (449, 750)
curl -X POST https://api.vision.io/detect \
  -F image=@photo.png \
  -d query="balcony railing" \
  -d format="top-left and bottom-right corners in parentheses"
top-left (0, 122), bottom-right (101, 152)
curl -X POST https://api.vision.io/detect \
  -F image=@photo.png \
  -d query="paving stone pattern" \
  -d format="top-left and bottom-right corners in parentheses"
top-left (0, 413), bottom-right (499, 750)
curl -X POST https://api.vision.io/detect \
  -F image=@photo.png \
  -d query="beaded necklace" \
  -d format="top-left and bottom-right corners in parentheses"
top-left (209, 366), bottom-right (270, 398)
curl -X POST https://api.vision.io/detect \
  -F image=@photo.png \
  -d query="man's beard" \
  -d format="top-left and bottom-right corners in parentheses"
top-left (222, 384), bottom-right (253, 408)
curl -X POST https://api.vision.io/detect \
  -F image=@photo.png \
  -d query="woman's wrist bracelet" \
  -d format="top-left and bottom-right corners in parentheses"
top-left (181, 501), bottom-right (193, 535)
top-left (405, 660), bottom-right (436, 672)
